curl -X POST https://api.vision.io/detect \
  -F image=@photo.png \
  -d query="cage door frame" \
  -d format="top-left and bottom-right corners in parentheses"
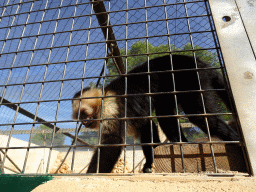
top-left (209, 0), bottom-right (256, 176)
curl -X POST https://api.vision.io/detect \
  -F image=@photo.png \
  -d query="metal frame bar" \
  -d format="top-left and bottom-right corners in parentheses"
top-left (208, 0), bottom-right (256, 176)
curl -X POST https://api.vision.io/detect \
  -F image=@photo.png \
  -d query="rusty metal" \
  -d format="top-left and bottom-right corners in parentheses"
top-left (91, 0), bottom-right (125, 74)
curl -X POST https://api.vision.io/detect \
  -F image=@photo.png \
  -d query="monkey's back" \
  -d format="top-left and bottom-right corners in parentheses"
top-left (106, 55), bottom-right (218, 95)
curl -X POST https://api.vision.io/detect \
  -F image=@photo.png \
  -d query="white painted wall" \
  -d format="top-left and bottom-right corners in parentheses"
top-left (0, 135), bottom-right (58, 174)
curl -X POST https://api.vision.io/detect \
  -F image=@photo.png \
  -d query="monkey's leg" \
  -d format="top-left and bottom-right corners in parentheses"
top-left (140, 121), bottom-right (161, 173)
top-left (155, 94), bottom-right (187, 142)
top-left (179, 92), bottom-right (248, 172)
top-left (86, 146), bottom-right (123, 173)
top-left (179, 92), bottom-right (239, 141)
top-left (87, 125), bottom-right (124, 173)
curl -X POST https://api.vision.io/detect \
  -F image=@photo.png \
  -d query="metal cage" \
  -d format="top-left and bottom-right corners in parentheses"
top-left (0, 0), bottom-right (253, 176)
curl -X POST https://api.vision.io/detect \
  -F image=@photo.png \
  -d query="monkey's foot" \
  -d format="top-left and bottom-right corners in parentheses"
top-left (143, 167), bottom-right (152, 173)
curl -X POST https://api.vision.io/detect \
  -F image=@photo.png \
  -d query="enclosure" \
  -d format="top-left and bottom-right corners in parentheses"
top-left (0, 0), bottom-right (255, 176)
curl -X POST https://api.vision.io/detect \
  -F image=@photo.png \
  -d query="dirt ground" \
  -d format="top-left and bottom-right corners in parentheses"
top-left (32, 174), bottom-right (256, 192)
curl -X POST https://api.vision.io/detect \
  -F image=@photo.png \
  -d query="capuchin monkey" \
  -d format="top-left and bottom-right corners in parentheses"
top-left (72, 55), bottom-right (239, 173)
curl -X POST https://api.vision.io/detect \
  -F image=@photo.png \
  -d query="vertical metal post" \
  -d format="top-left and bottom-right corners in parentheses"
top-left (209, 0), bottom-right (256, 175)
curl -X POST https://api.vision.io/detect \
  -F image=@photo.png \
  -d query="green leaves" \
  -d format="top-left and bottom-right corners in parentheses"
top-left (31, 125), bottom-right (66, 146)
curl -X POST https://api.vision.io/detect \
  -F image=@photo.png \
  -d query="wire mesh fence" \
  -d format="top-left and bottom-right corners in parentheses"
top-left (0, 0), bottom-right (250, 175)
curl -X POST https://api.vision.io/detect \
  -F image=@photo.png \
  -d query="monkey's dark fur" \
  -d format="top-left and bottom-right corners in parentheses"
top-left (72, 55), bottom-right (239, 173)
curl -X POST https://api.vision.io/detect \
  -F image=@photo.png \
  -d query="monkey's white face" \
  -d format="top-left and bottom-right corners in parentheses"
top-left (80, 105), bottom-right (100, 128)
top-left (72, 100), bottom-right (100, 128)
top-left (72, 88), bottom-right (102, 129)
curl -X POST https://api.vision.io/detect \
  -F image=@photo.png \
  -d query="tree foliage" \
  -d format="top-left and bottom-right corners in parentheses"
top-left (75, 131), bottom-right (98, 146)
top-left (31, 125), bottom-right (66, 146)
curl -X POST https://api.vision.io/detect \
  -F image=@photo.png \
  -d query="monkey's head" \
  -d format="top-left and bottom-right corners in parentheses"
top-left (72, 87), bottom-right (102, 129)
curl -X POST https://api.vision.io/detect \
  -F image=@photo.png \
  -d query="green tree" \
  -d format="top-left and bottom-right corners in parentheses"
top-left (179, 43), bottom-right (219, 65)
top-left (31, 125), bottom-right (66, 146)
top-left (75, 131), bottom-right (98, 146)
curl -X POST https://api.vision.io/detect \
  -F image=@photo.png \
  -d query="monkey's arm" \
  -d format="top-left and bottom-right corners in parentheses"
top-left (86, 145), bottom-right (123, 173)
top-left (87, 122), bottom-right (125, 173)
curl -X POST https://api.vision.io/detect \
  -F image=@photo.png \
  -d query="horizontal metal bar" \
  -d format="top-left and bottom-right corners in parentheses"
top-left (0, 13), bottom-right (210, 38)
top-left (0, 123), bottom-right (197, 135)
top-left (75, 140), bottom-right (242, 148)
top-left (0, 65), bottom-right (224, 88)
top-left (0, 46), bottom-right (219, 72)
top-left (0, 29), bottom-right (214, 51)
top-left (2, 172), bottom-right (249, 176)
top-left (155, 152), bottom-right (233, 158)
top-left (0, 24), bottom-right (212, 58)
top-left (70, 88), bottom-right (227, 102)
top-left (0, 112), bottom-right (233, 127)
top-left (0, 1), bottom-right (89, 18)
top-left (0, 140), bottom-right (242, 151)
top-left (0, 0), bottom-right (205, 20)
top-left (0, 128), bottom-right (86, 135)
top-left (0, 87), bottom-right (228, 107)
top-left (204, 173), bottom-right (249, 177)
top-left (0, 18), bottom-right (210, 42)
top-left (0, 0), bottom-right (39, 9)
